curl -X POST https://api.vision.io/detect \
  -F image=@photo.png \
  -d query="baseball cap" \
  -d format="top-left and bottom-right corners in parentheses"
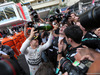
top-left (32, 35), bottom-right (39, 40)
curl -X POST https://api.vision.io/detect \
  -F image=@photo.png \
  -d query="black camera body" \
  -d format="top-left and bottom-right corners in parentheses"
top-left (56, 13), bottom-right (62, 23)
top-left (61, 12), bottom-right (71, 24)
top-left (28, 5), bottom-right (39, 22)
top-left (27, 21), bottom-right (34, 27)
top-left (55, 8), bottom-right (62, 23)
top-left (31, 10), bottom-right (39, 22)
top-left (49, 15), bottom-right (56, 22)
top-left (60, 58), bottom-right (93, 75)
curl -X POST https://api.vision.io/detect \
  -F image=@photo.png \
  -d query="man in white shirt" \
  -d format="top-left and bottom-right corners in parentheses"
top-left (20, 27), bottom-right (57, 75)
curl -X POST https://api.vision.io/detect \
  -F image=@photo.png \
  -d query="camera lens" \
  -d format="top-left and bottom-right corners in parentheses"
top-left (27, 21), bottom-right (34, 27)
top-left (80, 6), bottom-right (100, 31)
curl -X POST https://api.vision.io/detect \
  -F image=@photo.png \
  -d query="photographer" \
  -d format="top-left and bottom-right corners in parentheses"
top-left (56, 25), bottom-right (83, 74)
top-left (20, 25), bottom-right (57, 75)
top-left (76, 19), bottom-right (100, 52)
top-left (57, 25), bottom-right (83, 62)
top-left (78, 6), bottom-right (100, 52)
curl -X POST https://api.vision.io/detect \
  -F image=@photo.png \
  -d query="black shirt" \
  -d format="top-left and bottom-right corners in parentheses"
top-left (82, 31), bottom-right (100, 50)
top-left (65, 44), bottom-right (83, 63)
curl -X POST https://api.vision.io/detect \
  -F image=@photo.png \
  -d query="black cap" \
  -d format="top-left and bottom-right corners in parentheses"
top-left (32, 35), bottom-right (39, 40)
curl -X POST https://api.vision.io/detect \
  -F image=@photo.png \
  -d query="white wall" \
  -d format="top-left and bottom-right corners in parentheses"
top-left (66, 0), bottom-right (80, 6)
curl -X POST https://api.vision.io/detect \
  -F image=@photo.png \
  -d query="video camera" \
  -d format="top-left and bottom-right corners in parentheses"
top-left (59, 58), bottom-right (93, 75)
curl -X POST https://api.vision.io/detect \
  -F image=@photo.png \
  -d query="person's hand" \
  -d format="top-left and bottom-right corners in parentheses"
top-left (63, 72), bottom-right (68, 75)
top-left (65, 8), bottom-right (70, 13)
top-left (29, 28), bottom-right (37, 40)
top-left (38, 13), bottom-right (41, 19)
top-left (58, 39), bottom-right (64, 52)
top-left (52, 24), bottom-right (58, 31)
top-left (49, 24), bottom-right (58, 33)
top-left (77, 45), bottom-right (94, 61)
top-left (24, 22), bottom-right (28, 28)
top-left (58, 57), bottom-right (64, 69)
top-left (81, 55), bottom-right (94, 61)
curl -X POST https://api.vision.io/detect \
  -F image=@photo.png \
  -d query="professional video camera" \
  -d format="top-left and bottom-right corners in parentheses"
top-left (79, 6), bottom-right (100, 31)
top-left (28, 5), bottom-right (39, 22)
top-left (59, 58), bottom-right (93, 75)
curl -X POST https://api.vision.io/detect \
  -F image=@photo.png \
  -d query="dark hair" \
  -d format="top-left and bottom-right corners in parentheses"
top-left (64, 25), bottom-right (83, 44)
top-left (35, 62), bottom-right (55, 75)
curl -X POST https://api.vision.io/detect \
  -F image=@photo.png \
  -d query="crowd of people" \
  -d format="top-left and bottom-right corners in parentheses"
top-left (0, 5), bottom-right (100, 75)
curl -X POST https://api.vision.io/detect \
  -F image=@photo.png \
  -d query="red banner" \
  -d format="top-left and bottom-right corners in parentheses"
top-left (17, 3), bottom-right (26, 20)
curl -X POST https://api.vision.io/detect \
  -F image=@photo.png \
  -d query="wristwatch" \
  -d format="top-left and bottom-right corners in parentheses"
top-left (57, 51), bottom-right (62, 54)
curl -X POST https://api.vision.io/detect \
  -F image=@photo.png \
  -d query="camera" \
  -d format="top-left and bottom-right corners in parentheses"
top-left (59, 58), bottom-right (93, 75)
top-left (61, 12), bottom-right (71, 24)
top-left (49, 15), bottom-right (56, 22)
top-left (28, 5), bottom-right (34, 11)
top-left (28, 5), bottom-right (39, 22)
top-left (55, 8), bottom-right (63, 23)
top-left (56, 13), bottom-right (62, 23)
top-left (55, 8), bottom-right (60, 14)
top-left (31, 10), bottom-right (39, 22)
top-left (79, 6), bottom-right (100, 31)
top-left (27, 21), bottom-right (34, 27)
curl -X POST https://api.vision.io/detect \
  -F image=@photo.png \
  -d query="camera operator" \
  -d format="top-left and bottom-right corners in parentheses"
top-left (78, 6), bottom-right (100, 52)
top-left (20, 25), bottom-right (58, 75)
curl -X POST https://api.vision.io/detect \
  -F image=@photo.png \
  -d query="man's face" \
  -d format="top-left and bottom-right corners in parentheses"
top-left (71, 13), bottom-right (75, 20)
top-left (30, 39), bottom-right (39, 47)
